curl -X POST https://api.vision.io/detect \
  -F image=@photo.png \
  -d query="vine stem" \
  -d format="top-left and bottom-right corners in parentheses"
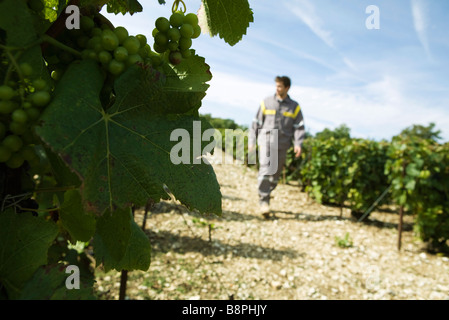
top-left (41, 34), bottom-right (82, 57)
top-left (172, 0), bottom-right (187, 13)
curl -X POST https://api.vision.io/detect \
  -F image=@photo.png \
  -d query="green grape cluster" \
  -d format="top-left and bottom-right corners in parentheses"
top-left (152, 11), bottom-right (201, 65)
top-left (44, 15), bottom-right (162, 81)
top-left (0, 64), bottom-right (48, 169)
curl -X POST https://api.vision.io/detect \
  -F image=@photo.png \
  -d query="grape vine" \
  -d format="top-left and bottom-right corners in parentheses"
top-left (152, 1), bottom-right (201, 65)
top-left (0, 0), bottom-right (254, 300)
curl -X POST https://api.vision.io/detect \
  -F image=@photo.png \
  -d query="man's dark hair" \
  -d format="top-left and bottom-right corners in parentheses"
top-left (275, 76), bottom-right (291, 88)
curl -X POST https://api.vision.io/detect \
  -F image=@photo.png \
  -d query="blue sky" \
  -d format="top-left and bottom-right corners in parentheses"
top-left (102, 0), bottom-right (449, 142)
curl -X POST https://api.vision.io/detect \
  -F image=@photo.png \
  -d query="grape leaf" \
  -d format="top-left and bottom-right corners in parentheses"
top-left (93, 207), bottom-right (151, 272)
top-left (36, 59), bottom-right (221, 216)
top-left (106, 0), bottom-right (143, 15)
top-left (59, 190), bottom-right (96, 243)
top-left (0, 209), bottom-right (59, 299)
top-left (19, 264), bottom-right (95, 300)
top-left (200, 0), bottom-right (254, 46)
top-left (0, 0), bottom-right (45, 79)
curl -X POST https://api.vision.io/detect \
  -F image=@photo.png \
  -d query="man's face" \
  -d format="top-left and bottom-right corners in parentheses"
top-left (276, 81), bottom-right (289, 98)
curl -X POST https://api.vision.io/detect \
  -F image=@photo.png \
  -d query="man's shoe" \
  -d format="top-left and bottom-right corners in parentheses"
top-left (260, 202), bottom-right (270, 219)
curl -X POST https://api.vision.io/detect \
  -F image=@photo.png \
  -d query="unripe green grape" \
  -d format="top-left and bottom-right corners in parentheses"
top-left (51, 68), bottom-right (64, 80)
top-left (9, 121), bottom-right (27, 135)
top-left (87, 36), bottom-right (101, 49)
top-left (20, 145), bottom-right (37, 161)
top-left (169, 51), bottom-right (183, 65)
top-left (0, 85), bottom-right (15, 100)
top-left (3, 135), bottom-right (23, 152)
top-left (167, 28), bottom-right (181, 42)
top-left (123, 36), bottom-right (140, 55)
top-left (152, 28), bottom-right (159, 37)
top-left (154, 32), bottom-right (168, 46)
top-left (6, 152), bottom-right (24, 169)
top-left (192, 24), bottom-right (201, 39)
top-left (0, 100), bottom-right (16, 114)
top-left (80, 15), bottom-right (94, 31)
top-left (108, 59), bottom-right (125, 75)
top-left (101, 29), bottom-right (119, 51)
top-left (153, 43), bottom-right (167, 54)
top-left (114, 46), bottom-right (128, 62)
top-left (168, 41), bottom-right (179, 52)
top-left (92, 27), bottom-right (103, 37)
top-left (181, 49), bottom-right (192, 58)
top-left (31, 91), bottom-right (51, 107)
top-left (136, 34), bottom-right (147, 47)
top-left (170, 12), bottom-right (184, 28)
top-left (184, 13), bottom-right (199, 26)
top-left (12, 109), bottom-right (28, 124)
top-left (155, 17), bottom-right (170, 32)
top-left (180, 24), bottom-right (194, 39)
top-left (114, 26), bottom-right (129, 44)
top-left (126, 54), bottom-right (143, 67)
top-left (25, 107), bottom-right (40, 121)
top-left (23, 101), bottom-right (32, 109)
top-left (179, 37), bottom-right (192, 50)
top-left (0, 145), bottom-right (12, 163)
top-left (19, 62), bottom-right (33, 77)
top-left (32, 79), bottom-right (47, 91)
top-left (138, 44), bottom-right (151, 59)
top-left (98, 50), bottom-right (112, 64)
top-left (81, 49), bottom-right (96, 60)
top-left (149, 54), bottom-right (162, 66)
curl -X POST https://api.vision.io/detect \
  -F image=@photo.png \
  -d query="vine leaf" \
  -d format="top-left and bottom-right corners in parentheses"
top-left (59, 190), bottom-right (96, 243)
top-left (199, 0), bottom-right (254, 46)
top-left (0, 0), bottom-right (45, 80)
top-left (93, 207), bottom-right (151, 272)
top-left (0, 209), bottom-right (59, 299)
top-left (36, 59), bottom-right (221, 216)
top-left (19, 264), bottom-right (95, 300)
top-left (105, 0), bottom-right (143, 15)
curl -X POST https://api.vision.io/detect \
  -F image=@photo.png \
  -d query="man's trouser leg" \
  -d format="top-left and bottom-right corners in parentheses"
top-left (257, 142), bottom-right (289, 205)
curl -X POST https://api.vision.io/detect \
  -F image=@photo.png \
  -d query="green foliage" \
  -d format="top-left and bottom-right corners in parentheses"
top-left (385, 135), bottom-right (449, 252)
top-left (105, 0), bottom-right (143, 15)
top-left (201, 0), bottom-right (254, 46)
top-left (315, 124), bottom-right (351, 140)
top-left (200, 114), bottom-right (250, 163)
top-left (335, 232), bottom-right (353, 248)
top-left (0, 209), bottom-right (59, 299)
top-left (399, 122), bottom-right (442, 143)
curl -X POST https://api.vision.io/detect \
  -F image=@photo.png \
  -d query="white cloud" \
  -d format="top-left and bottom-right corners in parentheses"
top-left (411, 0), bottom-right (432, 60)
top-left (285, 0), bottom-right (335, 49)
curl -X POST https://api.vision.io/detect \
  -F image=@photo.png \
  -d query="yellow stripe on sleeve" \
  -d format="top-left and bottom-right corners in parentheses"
top-left (283, 105), bottom-right (301, 118)
top-left (261, 101), bottom-right (276, 115)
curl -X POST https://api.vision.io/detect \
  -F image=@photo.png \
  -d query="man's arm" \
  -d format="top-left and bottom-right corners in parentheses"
top-left (248, 104), bottom-right (264, 149)
top-left (293, 107), bottom-right (305, 157)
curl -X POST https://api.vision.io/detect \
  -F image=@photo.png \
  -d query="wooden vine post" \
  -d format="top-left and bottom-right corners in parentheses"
top-left (397, 161), bottom-right (407, 251)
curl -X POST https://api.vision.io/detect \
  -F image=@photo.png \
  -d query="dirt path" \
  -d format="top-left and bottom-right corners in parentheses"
top-left (95, 149), bottom-right (449, 300)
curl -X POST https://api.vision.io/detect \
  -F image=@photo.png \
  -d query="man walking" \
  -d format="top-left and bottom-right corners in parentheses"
top-left (248, 76), bottom-right (305, 218)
